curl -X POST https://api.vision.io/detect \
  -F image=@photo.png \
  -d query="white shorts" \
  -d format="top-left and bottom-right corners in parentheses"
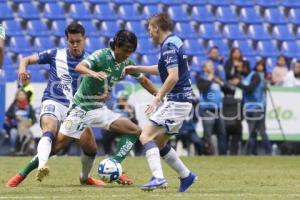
top-left (40, 99), bottom-right (68, 122)
top-left (150, 101), bottom-right (192, 134)
top-left (59, 105), bottom-right (122, 139)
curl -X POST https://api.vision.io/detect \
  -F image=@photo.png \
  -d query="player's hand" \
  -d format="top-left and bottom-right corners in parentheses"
top-left (145, 97), bottom-right (162, 114)
top-left (18, 67), bottom-right (30, 84)
top-left (90, 71), bottom-right (107, 80)
top-left (123, 65), bottom-right (138, 75)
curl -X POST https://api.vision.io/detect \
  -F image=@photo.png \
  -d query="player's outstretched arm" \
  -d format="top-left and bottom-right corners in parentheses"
top-left (18, 55), bottom-right (38, 84)
top-left (124, 65), bottom-right (159, 75)
top-left (137, 75), bottom-right (158, 96)
top-left (75, 61), bottom-right (107, 80)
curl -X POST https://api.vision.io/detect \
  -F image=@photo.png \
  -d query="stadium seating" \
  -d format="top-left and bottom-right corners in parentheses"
top-left (43, 2), bottom-right (65, 20)
top-left (2, 0), bottom-right (300, 82)
top-left (0, 2), bottom-right (14, 20)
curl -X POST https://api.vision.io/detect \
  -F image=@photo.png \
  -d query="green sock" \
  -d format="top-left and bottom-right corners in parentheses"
top-left (19, 156), bottom-right (39, 177)
top-left (112, 134), bottom-right (138, 163)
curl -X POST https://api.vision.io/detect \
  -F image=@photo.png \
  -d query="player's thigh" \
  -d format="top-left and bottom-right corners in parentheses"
top-left (109, 117), bottom-right (141, 135)
top-left (139, 124), bottom-right (166, 145)
top-left (154, 133), bottom-right (170, 150)
top-left (78, 128), bottom-right (97, 154)
top-left (52, 132), bottom-right (73, 154)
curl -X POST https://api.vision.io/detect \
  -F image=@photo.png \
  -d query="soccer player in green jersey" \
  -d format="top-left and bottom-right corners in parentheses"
top-left (35, 30), bottom-right (157, 183)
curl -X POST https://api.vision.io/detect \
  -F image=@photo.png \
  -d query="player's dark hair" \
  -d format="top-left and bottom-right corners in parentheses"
top-left (148, 13), bottom-right (173, 32)
top-left (110, 30), bottom-right (137, 52)
top-left (209, 46), bottom-right (219, 52)
top-left (65, 22), bottom-right (85, 38)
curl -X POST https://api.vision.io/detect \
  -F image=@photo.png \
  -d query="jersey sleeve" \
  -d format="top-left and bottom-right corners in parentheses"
top-left (162, 44), bottom-right (179, 69)
top-left (83, 50), bottom-right (102, 70)
top-left (128, 59), bottom-right (143, 79)
top-left (0, 24), bottom-right (5, 40)
top-left (37, 49), bottom-right (56, 64)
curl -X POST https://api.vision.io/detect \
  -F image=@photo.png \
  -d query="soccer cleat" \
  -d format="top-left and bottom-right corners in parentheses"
top-left (80, 177), bottom-right (106, 187)
top-left (177, 172), bottom-right (198, 192)
top-left (36, 166), bottom-right (50, 182)
top-left (117, 172), bottom-right (134, 185)
top-left (141, 177), bottom-right (168, 191)
top-left (6, 174), bottom-right (25, 188)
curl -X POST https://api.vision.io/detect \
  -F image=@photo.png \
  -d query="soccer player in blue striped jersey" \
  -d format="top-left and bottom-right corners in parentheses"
top-left (125, 13), bottom-right (197, 192)
top-left (6, 22), bottom-right (107, 187)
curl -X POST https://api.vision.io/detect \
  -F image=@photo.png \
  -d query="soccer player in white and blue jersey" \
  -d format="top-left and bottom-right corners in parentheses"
top-left (6, 22), bottom-right (106, 187)
top-left (124, 13), bottom-right (197, 192)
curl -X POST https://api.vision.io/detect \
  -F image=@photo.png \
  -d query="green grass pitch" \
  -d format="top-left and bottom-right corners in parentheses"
top-left (1, 156), bottom-right (300, 200)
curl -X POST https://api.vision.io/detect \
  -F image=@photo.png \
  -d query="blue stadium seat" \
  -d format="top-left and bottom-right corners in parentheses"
top-left (12, 0), bottom-right (32, 2)
top-left (135, 0), bottom-right (160, 5)
top-left (78, 20), bottom-right (99, 37)
top-left (89, 0), bottom-right (109, 4)
top-left (101, 21), bottom-right (121, 37)
top-left (125, 21), bottom-right (147, 38)
top-left (2, 20), bottom-right (24, 36)
top-left (118, 5), bottom-right (142, 21)
top-left (141, 54), bottom-right (158, 66)
top-left (149, 75), bottom-right (161, 84)
top-left (27, 20), bottom-right (50, 37)
top-left (43, 2), bottom-right (65, 20)
top-left (33, 37), bottom-right (55, 52)
top-left (199, 23), bottom-right (222, 40)
top-left (272, 25), bottom-right (295, 41)
top-left (0, 2), bottom-right (14, 20)
top-left (18, 2), bottom-right (40, 20)
top-left (296, 27), bottom-right (300, 39)
top-left (223, 24), bottom-right (246, 40)
top-left (288, 8), bottom-right (300, 25)
top-left (189, 56), bottom-right (205, 73)
top-left (174, 22), bottom-right (198, 39)
top-left (281, 41), bottom-right (300, 58)
top-left (232, 40), bottom-right (255, 56)
top-left (233, 0), bottom-right (254, 7)
top-left (3, 57), bottom-right (14, 69)
top-left (208, 39), bottom-right (229, 57)
top-left (167, 5), bottom-right (190, 22)
top-left (184, 39), bottom-right (206, 56)
top-left (248, 24), bottom-right (271, 40)
top-left (62, 0), bottom-right (82, 3)
top-left (69, 3), bottom-right (92, 20)
top-left (215, 6), bottom-right (239, 24)
top-left (183, 0), bottom-right (206, 6)
top-left (256, 0), bottom-right (280, 7)
top-left (27, 66), bottom-right (47, 82)
top-left (5, 68), bottom-right (17, 82)
top-left (240, 7), bottom-right (263, 24)
top-left (136, 38), bottom-right (158, 54)
top-left (9, 36), bottom-right (32, 54)
top-left (51, 20), bottom-right (68, 37)
top-left (256, 41), bottom-right (280, 57)
top-left (143, 5), bottom-right (162, 19)
top-left (161, 0), bottom-right (182, 5)
top-left (264, 8), bottom-right (287, 25)
top-left (57, 37), bottom-right (66, 48)
top-left (93, 4), bottom-right (118, 21)
top-left (191, 6), bottom-right (214, 23)
top-left (39, 0), bottom-right (58, 3)
top-left (86, 37), bottom-right (106, 53)
top-left (112, 0), bottom-right (134, 4)
top-left (282, 0), bottom-right (300, 8)
top-left (266, 57), bottom-right (277, 73)
top-left (209, 0), bottom-right (232, 7)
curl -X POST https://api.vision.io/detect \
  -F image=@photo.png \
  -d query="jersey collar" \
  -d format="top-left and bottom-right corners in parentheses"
top-left (160, 33), bottom-right (174, 47)
top-left (67, 49), bottom-right (86, 59)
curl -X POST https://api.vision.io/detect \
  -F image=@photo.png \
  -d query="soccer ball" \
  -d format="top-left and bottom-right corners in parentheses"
top-left (98, 158), bottom-right (122, 183)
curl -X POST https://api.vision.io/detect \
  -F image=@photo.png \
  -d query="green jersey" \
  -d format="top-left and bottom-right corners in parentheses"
top-left (0, 24), bottom-right (5, 40)
top-left (73, 48), bottom-right (142, 111)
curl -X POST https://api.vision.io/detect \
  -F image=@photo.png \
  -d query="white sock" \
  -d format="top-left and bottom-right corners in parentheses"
top-left (80, 152), bottom-right (95, 181)
top-left (145, 146), bottom-right (164, 179)
top-left (37, 136), bottom-right (52, 169)
top-left (162, 147), bottom-right (190, 178)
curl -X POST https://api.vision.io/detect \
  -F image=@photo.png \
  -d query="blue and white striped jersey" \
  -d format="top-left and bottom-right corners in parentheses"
top-left (37, 48), bottom-right (88, 106)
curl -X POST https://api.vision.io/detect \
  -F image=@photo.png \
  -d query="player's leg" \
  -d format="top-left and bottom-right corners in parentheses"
top-left (77, 128), bottom-right (105, 186)
top-left (107, 117), bottom-right (141, 185)
top-left (157, 134), bottom-right (197, 192)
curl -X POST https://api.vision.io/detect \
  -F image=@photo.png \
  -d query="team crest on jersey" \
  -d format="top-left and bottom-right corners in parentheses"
top-left (60, 74), bottom-right (72, 84)
top-left (64, 120), bottom-right (73, 130)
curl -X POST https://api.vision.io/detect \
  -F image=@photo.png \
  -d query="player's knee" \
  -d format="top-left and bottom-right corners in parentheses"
top-left (139, 133), bottom-right (150, 145)
top-left (41, 115), bottom-right (59, 133)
